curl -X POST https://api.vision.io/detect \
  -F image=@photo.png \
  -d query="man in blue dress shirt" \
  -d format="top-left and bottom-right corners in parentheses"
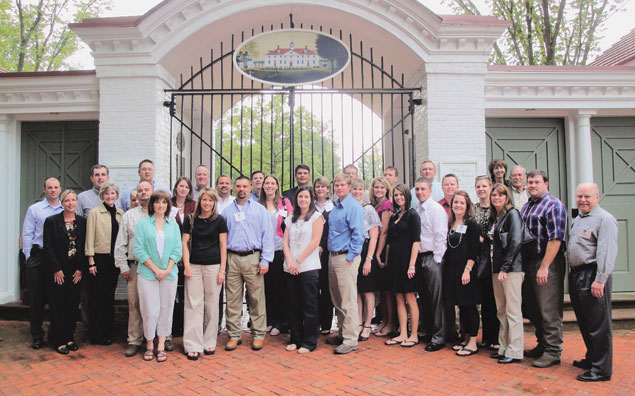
top-left (325, 173), bottom-right (365, 354)
top-left (223, 176), bottom-right (274, 351)
top-left (21, 177), bottom-right (63, 349)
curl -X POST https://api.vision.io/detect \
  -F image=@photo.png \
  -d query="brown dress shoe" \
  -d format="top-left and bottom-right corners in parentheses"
top-left (225, 339), bottom-right (242, 351)
top-left (251, 339), bottom-right (264, 351)
top-left (532, 355), bottom-right (561, 368)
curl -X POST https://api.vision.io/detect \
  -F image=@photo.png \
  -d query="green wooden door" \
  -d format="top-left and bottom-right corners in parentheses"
top-left (591, 118), bottom-right (635, 292)
top-left (20, 121), bottom-right (99, 223)
top-left (485, 118), bottom-right (567, 202)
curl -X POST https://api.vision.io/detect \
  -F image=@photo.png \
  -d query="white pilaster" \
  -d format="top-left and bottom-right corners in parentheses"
top-left (0, 115), bottom-right (20, 303)
top-left (574, 110), bottom-right (597, 185)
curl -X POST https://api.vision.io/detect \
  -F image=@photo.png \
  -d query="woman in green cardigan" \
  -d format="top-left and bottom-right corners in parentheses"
top-left (134, 190), bottom-right (183, 362)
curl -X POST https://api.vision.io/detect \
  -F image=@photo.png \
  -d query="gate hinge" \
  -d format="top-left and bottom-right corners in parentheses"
top-left (163, 100), bottom-right (176, 117)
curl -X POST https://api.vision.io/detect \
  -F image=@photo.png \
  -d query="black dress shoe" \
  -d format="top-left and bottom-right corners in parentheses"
top-left (66, 342), bottom-right (79, 351)
top-left (524, 345), bottom-right (544, 358)
top-left (498, 357), bottom-right (521, 364)
top-left (31, 339), bottom-right (43, 350)
top-left (56, 345), bottom-right (70, 355)
top-left (490, 353), bottom-right (505, 359)
top-left (576, 371), bottom-right (611, 382)
top-left (425, 343), bottom-right (445, 352)
top-left (573, 359), bottom-right (592, 369)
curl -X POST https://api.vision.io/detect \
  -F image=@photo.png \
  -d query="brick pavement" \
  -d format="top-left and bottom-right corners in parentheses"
top-left (0, 321), bottom-right (633, 395)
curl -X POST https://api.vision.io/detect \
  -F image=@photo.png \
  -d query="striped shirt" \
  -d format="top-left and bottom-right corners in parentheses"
top-left (521, 192), bottom-right (568, 257)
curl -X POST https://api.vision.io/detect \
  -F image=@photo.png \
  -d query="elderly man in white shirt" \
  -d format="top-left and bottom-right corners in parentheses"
top-left (414, 177), bottom-right (448, 352)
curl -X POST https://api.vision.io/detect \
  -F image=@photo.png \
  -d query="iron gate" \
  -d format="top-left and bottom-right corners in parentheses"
top-left (165, 19), bottom-right (421, 190)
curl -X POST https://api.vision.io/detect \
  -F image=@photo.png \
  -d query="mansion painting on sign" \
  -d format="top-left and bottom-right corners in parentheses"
top-left (0, 0), bottom-right (635, 304)
top-left (234, 29), bottom-right (350, 86)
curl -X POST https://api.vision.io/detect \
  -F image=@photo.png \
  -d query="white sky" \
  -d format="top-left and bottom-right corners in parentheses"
top-left (69, 0), bottom-right (635, 69)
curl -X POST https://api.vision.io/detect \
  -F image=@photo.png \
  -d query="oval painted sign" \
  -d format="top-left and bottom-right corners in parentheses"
top-left (234, 29), bottom-right (351, 86)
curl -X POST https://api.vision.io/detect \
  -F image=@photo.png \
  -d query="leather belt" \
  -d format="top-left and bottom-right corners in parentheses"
top-left (418, 251), bottom-right (433, 257)
top-left (228, 249), bottom-right (261, 257)
top-left (330, 250), bottom-right (348, 256)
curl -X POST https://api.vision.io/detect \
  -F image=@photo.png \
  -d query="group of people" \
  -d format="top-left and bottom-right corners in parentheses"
top-left (21, 157), bottom-right (617, 381)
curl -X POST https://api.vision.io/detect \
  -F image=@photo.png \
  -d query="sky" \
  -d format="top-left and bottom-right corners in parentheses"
top-left (69, 0), bottom-right (635, 69)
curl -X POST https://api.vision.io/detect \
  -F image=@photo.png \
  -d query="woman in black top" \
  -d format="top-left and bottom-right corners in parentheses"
top-left (314, 176), bottom-right (334, 335)
top-left (443, 190), bottom-right (481, 356)
top-left (488, 184), bottom-right (526, 364)
top-left (44, 190), bottom-right (87, 354)
top-left (181, 188), bottom-right (228, 360)
top-left (384, 184), bottom-right (420, 347)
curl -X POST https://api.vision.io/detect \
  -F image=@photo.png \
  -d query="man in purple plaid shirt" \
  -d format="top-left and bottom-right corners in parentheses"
top-left (520, 170), bottom-right (567, 369)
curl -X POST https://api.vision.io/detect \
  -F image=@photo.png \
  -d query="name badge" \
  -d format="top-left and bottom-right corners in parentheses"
top-left (278, 209), bottom-right (288, 218)
top-left (579, 228), bottom-right (592, 239)
top-left (456, 224), bottom-right (468, 234)
top-left (234, 212), bottom-right (246, 222)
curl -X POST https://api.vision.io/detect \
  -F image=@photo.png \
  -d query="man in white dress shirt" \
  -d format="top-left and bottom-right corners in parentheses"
top-left (215, 174), bottom-right (235, 215)
top-left (414, 177), bottom-right (448, 351)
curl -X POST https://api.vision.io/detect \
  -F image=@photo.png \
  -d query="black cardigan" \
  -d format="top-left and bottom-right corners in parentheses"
top-left (491, 208), bottom-right (524, 273)
top-left (43, 212), bottom-right (88, 275)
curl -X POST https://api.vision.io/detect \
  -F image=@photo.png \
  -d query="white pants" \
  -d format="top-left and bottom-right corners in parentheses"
top-left (183, 264), bottom-right (222, 353)
top-left (137, 276), bottom-right (177, 340)
top-left (492, 272), bottom-right (524, 359)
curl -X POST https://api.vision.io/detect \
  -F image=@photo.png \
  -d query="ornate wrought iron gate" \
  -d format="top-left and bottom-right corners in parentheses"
top-left (165, 19), bottom-right (421, 190)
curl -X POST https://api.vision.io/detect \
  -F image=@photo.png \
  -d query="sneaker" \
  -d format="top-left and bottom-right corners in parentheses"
top-left (164, 339), bottom-right (174, 352)
top-left (124, 344), bottom-right (139, 357)
top-left (334, 344), bottom-right (359, 354)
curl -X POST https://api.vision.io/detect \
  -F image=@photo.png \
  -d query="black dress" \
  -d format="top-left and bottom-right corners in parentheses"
top-left (443, 219), bottom-right (482, 306)
top-left (386, 208), bottom-right (421, 293)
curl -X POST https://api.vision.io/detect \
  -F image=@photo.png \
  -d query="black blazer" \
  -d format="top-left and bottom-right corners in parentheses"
top-left (43, 212), bottom-right (88, 275)
top-left (491, 208), bottom-right (524, 273)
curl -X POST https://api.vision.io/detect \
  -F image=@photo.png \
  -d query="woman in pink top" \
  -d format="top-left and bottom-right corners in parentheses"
top-left (370, 177), bottom-right (395, 337)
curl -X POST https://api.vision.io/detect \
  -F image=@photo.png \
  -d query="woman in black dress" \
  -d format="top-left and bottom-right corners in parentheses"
top-left (44, 190), bottom-right (87, 354)
top-left (443, 190), bottom-right (481, 356)
top-left (384, 184), bottom-right (421, 347)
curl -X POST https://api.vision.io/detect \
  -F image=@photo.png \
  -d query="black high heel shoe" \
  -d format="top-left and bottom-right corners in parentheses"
top-left (358, 325), bottom-right (371, 341)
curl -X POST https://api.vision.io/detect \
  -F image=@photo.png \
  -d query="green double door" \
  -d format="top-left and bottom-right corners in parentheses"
top-left (591, 118), bottom-right (635, 293)
top-left (20, 121), bottom-right (99, 223)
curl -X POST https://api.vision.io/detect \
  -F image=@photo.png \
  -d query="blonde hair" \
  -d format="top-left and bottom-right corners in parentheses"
top-left (60, 189), bottom-right (77, 203)
top-left (333, 173), bottom-right (351, 185)
top-left (351, 179), bottom-right (365, 190)
top-left (370, 177), bottom-right (392, 208)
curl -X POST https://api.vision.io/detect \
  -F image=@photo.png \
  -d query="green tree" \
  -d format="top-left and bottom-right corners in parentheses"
top-left (0, 0), bottom-right (111, 72)
top-left (214, 94), bottom-right (345, 191)
top-left (315, 35), bottom-right (348, 72)
top-left (445, 0), bottom-right (625, 65)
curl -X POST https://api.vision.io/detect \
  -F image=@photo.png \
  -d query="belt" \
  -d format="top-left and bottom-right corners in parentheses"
top-left (127, 259), bottom-right (138, 265)
top-left (418, 251), bottom-right (433, 257)
top-left (228, 249), bottom-right (261, 257)
top-left (570, 263), bottom-right (596, 272)
top-left (330, 250), bottom-right (348, 256)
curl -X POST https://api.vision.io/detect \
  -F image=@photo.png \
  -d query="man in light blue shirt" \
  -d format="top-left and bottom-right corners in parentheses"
top-left (21, 177), bottom-right (63, 349)
top-left (121, 159), bottom-right (171, 211)
top-left (411, 160), bottom-right (443, 208)
top-left (326, 173), bottom-right (365, 354)
top-left (223, 176), bottom-right (274, 352)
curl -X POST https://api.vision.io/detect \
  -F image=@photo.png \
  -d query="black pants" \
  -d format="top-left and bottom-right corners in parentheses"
top-left (265, 250), bottom-right (288, 330)
top-left (286, 269), bottom-right (320, 350)
top-left (318, 249), bottom-right (334, 332)
top-left (417, 253), bottom-right (445, 344)
top-left (88, 254), bottom-right (120, 343)
top-left (26, 248), bottom-right (47, 340)
top-left (48, 276), bottom-right (81, 347)
top-left (522, 274), bottom-right (543, 348)
top-left (458, 305), bottom-right (479, 337)
top-left (569, 265), bottom-right (612, 376)
top-left (172, 264), bottom-right (185, 337)
top-left (480, 276), bottom-right (500, 345)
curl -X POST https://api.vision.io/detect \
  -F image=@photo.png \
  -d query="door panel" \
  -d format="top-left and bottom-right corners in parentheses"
top-left (591, 117), bottom-right (635, 292)
top-left (486, 118), bottom-right (567, 202)
top-left (20, 121), bottom-right (98, 223)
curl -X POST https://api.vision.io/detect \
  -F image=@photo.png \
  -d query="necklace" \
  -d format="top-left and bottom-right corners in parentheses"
top-left (447, 222), bottom-right (464, 249)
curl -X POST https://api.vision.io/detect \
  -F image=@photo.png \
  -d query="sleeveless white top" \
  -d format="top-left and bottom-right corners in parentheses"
top-left (284, 211), bottom-right (323, 273)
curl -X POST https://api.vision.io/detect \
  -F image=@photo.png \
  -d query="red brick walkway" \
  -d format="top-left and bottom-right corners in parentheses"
top-left (0, 321), bottom-right (633, 395)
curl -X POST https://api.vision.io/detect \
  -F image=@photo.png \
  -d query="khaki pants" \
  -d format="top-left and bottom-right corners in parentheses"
top-left (329, 254), bottom-right (360, 347)
top-left (126, 262), bottom-right (144, 346)
top-left (492, 272), bottom-right (524, 359)
top-left (183, 264), bottom-right (222, 352)
top-left (225, 252), bottom-right (266, 340)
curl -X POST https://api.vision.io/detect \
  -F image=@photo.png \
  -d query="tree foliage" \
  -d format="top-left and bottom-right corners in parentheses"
top-left (213, 94), bottom-right (384, 191)
top-left (444, 0), bottom-right (626, 65)
top-left (0, 0), bottom-right (111, 72)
